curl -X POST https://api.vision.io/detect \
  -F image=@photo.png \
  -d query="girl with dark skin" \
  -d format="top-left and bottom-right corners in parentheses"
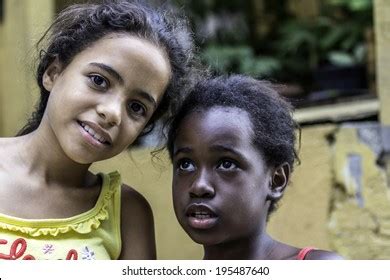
top-left (167, 75), bottom-right (343, 260)
top-left (0, 0), bottom-right (194, 260)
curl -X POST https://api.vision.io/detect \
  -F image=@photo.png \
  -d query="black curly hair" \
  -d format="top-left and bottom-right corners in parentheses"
top-left (17, 0), bottom-right (195, 140)
top-left (167, 74), bottom-right (300, 215)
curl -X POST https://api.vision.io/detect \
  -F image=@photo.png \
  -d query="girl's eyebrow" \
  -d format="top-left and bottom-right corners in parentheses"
top-left (138, 91), bottom-right (157, 109)
top-left (210, 144), bottom-right (243, 158)
top-left (89, 62), bottom-right (157, 109)
top-left (89, 62), bottom-right (124, 84)
top-left (174, 147), bottom-right (192, 157)
top-left (173, 144), bottom-right (244, 158)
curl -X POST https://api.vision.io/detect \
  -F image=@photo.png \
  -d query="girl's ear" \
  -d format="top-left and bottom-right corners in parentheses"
top-left (268, 163), bottom-right (290, 200)
top-left (42, 57), bottom-right (62, 92)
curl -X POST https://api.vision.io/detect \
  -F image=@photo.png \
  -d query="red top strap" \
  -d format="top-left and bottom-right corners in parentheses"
top-left (297, 247), bottom-right (316, 260)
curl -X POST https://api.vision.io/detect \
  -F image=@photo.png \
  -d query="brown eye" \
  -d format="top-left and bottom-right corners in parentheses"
top-left (178, 159), bottom-right (195, 172)
top-left (128, 101), bottom-right (146, 116)
top-left (217, 160), bottom-right (238, 170)
top-left (89, 74), bottom-right (108, 89)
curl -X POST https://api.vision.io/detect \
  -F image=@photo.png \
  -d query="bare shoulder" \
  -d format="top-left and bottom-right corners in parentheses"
top-left (120, 183), bottom-right (153, 215)
top-left (0, 137), bottom-right (18, 157)
top-left (0, 136), bottom-right (30, 167)
top-left (119, 183), bottom-right (156, 260)
top-left (306, 249), bottom-right (344, 260)
top-left (0, 137), bottom-right (25, 178)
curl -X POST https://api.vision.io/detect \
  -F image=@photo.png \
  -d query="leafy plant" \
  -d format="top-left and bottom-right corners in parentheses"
top-left (178, 0), bottom-right (373, 94)
top-left (275, 0), bottom-right (372, 69)
top-left (321, 0), bottom-right (372, 66)
top-left (325, 0), bottom-right (372, 11)
top-left (201, 45), bottom-right (282, 77)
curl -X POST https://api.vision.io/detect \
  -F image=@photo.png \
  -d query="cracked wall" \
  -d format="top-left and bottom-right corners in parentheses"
top-left (329, 123), bottom-right (390, 259)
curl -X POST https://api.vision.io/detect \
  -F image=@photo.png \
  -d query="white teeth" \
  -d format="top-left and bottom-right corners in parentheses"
top-left (193, 212), bottom-right (212, 219)
top-left (80, 122), bottom-right (107, 144)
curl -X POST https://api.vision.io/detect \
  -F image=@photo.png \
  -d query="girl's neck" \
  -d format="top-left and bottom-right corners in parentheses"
top-left (203, 233), bottom-right (301, 260)
top-left (14, 129), bottom-right (92, 188)
top-left (203, 233), bottom-right (277, 260)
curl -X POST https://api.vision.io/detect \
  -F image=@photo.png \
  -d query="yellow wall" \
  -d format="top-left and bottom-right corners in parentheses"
top-left (375, 0), bottom-right (390, 125)
top-left (0, 0), bottom-right (53, 136)
top-left (0, 5), bottom-right (4, 134)
top-left (329, 124), bottom-right (390, 259)
top-left (267, 124), bottom-right (336, 250)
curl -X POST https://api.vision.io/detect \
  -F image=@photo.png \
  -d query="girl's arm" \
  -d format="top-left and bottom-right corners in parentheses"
top-left (118, 184), bottom-right (156, 260)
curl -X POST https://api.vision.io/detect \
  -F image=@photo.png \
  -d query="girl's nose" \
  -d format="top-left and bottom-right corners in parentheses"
top-left (96, 99), bottom-right (122, 127)
top-left (189, 169), bottom-right (215, 198)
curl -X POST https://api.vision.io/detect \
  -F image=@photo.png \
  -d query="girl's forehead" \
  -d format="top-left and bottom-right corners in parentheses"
top-left (66, 33), bottom-right (170, 80)
top-left (174, 106), bottom-right (267, 165)
top-left (179, 106), bottom-right (255, 143)
top-left (82, 33), bottom-right (163, 56)
top-left (191, 106), bottom-right (253, 127)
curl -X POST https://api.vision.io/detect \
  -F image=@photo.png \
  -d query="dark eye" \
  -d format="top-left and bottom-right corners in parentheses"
top-left (177, 159), bottom-right (195, 172)
top-left (89, 74), bottom-right (108, 89)
top-left (217, 160), bottom-right (238, 171)
top-left (128, 101), bottom-right (146, 117)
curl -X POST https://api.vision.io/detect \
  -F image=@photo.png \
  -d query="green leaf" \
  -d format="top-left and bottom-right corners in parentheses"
top-left (320, 25), bottom-right (349, 50)
top-left (240, 56), bottom-right (282, 77)
top-left (328, 51), bottom-right (356, 66)
top-left (201, 45), bottom-right (254, 73)
top-left (353, 44), bottom-right (367, 64)
top-left (348, 0), bottom-right (372, 11)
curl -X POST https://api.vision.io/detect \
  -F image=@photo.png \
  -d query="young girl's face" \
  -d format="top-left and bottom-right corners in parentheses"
top-left (42, 33), bottom-right (171, 163)
top-left (172, 107), bottom-right (273, 246)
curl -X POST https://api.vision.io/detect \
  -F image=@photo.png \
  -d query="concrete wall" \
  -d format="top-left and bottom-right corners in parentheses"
top-left (267, 124), bottom-right (336, 251)
top-left (0, 0), bottom-right (53, 136)
top-left (375, 0), bottom-right (390, 125)
top-left (329, 123), bottom-right (390, 259)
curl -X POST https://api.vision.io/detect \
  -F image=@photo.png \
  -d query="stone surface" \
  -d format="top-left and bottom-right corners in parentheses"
top-left (329, 123), bottom-right (390, 259)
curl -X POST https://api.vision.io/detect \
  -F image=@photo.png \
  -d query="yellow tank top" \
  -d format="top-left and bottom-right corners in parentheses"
top-left (0, 171), bottom-right (121, 260)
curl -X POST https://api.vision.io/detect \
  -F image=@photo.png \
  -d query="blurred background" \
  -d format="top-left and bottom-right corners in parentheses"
top-left (176, 0), bottom-right (376, 108)
top-left (1, 0), bottom-right (390, 259)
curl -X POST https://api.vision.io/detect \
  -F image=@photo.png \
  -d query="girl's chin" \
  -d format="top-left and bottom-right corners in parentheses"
top-left (186, 231), bottom-right (224, 247)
